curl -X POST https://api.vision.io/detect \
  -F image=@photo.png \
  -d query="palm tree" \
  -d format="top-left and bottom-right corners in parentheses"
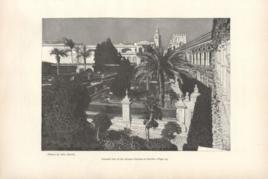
top-left (135, 47), bottom-right (193, 107)
top-left (63, 38), bottom-right (75, 63)
top-left (143, 96), bottom-right (162, 141)
top-left (50, 48), bottom-right (68, 75)
top-left (76, 45), bottom-right (93, 71)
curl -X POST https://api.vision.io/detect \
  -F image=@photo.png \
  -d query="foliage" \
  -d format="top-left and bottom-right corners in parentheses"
top-left (143, 96), bottom-right (162, 141)
top-left (50, 48), bottom-right (68, 63)
top-left (161, 121), bottom-right (182, 141)
top-left (92, 113), bottom-right (112, 141)
top-left (110, 59), bottom-right (134, 97)
top-left (63, 38), bottom-right (75, 49)
top-left (102, 130), bottom-right (177, 151)
top-left (143, 96), bottom-right (162, 122)
top-left (103, 130), bottom-right (147, 150)
top-left (75, 45), bottom-right (93, 70)
top-left (135, 47), bottom-right (193, 106)
top-left (63, 38), bottom-right (75, 63)
top-left (145, 138), bottom-right (177, 151)
top-left (42, 76), bottom-right (99, 150)
top-left (94, 38), bottom-right (121, 72)
top-left (50, 48), bottom-right (68, 75)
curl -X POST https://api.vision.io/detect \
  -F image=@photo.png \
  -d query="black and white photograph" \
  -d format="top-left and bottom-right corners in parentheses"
top-left (3, 0), bottom-right (268, 177)
top-left (42, 18), bottom-right (230, 151)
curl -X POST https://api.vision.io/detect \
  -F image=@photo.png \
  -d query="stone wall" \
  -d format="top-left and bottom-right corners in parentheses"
top-left (211, 40), bottom-right (230, 150)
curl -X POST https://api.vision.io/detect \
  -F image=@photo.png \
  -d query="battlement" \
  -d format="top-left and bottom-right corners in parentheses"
top-left (169, 33), bottom-right (187, 48)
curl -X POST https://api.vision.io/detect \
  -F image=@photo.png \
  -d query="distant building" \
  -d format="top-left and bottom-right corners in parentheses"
top-left (42, 28), bottom-right (160, 68)
top-left (42, 42), bottom-right (96, 71)
top-left (169, 33), bottom-right (187, 49)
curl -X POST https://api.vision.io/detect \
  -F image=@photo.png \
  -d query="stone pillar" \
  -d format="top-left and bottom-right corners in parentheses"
top-left (172, 86), bottom-right (200, 150)
top-left (198, 53), bottom-right (201, 65)
top-left (175, 97), bottom-right (187, 133)
top-left (206, 51), bottom-right (210, 66)
top-left (190, 54), bottom-right (193, 64)
top-left (201, 52), bottom-right (205, 66)
top-left (186, 84), bottom-right (200, 134)
top-left (121, 90), bottom-right (131, 128)
top-left (184, 92), bottom-right (191, 133)
top-left (190, 84), bottom-right (200, 106)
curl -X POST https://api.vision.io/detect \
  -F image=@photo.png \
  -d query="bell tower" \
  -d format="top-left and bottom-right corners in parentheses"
top-left (153, 26), bottom-right (161, 48)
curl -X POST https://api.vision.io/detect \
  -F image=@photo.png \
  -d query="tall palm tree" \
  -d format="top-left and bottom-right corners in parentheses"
top-left (50, 48), bottom-right (68, 75)
top-left (75, 45), bottom-right (93, 71)
top-left (135, 47), bottom-right (193, 107)
top-left (63, 38), bottom-right (75, 63)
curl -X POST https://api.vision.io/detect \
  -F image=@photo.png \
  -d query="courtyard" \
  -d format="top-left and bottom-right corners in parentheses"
top-left (41, 18), bottom-right (230, 151)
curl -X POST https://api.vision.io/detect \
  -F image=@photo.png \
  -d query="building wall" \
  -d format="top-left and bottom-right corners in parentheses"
top-left (42, 42), bottom-right (152, 66)
top-left (211, 40), bottom-right (230, 150)
top-left (175, 26), bottom-right (230, 150)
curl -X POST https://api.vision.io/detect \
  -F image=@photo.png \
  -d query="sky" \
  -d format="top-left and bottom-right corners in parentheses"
top-left (43, 18), bottom-right (213, 48)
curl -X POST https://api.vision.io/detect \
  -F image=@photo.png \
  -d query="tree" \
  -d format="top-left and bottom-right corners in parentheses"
top-left (42, 76), bottom-right (94, 150)
top-left (92, 113), bottom-right (112, 142)
top-left (94, 38), bottom-right (121, 72)
top-left (111, 58), bottom-right (134, 97)
top-left (143, 96), bottom-right (162, 141)
top-left (135, 47), bottom-right (193, 107)
top-left (76, 45), bottom-right (93, 71)
top-left (63, 38), bottom-right (75, 63)
top-left (50, 48), bottom-right (68, 75)
top-left (161, 121), bottom-right (181, 141)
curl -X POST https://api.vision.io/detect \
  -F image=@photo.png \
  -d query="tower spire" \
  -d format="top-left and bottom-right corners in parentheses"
top-left (154, 25), bottom-right (161, 48)
top-left (156, 25), bottom-right (159, 33)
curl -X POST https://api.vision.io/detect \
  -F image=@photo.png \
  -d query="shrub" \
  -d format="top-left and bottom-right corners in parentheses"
top-left (102, 130), bottom-right (177, 151)
top-left (42, 76), bottom-right (95, 150)
top-left (161, 121), bottom-right (182, 141)
top-left (92, 113), bottom-right (112, 141)
top-left (145, 138), bottom-right (177, 151)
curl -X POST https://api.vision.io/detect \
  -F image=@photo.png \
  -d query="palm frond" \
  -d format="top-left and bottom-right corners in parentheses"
top-left (138, 52), bottom-right (158, 64)
top-left (63, 38), bottom-right (75, 49)
top-left (135, 68), bottom-right (153, 81)
top-left (75, 45), bottom-right (92, 59)
top-left (167, 50), bottom-right (185, 61)
top-left (50, 48), bottom-right (68, 57)
top-left (136, 71), bottom-right (154, 85)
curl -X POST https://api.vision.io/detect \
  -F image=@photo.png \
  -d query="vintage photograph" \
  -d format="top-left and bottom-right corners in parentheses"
top-left (42, 18), bottom-right (230, 151)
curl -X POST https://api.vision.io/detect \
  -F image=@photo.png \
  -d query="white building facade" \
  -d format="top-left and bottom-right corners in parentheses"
top-left (42, 28), bottom-right (160, 68)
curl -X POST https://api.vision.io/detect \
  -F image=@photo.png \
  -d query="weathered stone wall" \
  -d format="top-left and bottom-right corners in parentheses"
top-left (211, 40), bottom-right (230, 150)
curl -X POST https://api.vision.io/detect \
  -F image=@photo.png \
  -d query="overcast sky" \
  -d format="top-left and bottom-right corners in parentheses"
top-left (43, 18), bottom-right (213, 48)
